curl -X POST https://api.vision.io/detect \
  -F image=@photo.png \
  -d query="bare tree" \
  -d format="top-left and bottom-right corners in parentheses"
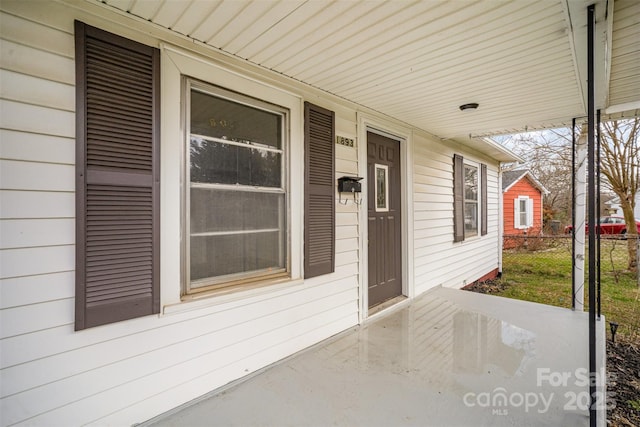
top-left (599, 118), bottom-right (640, 272)
top-left (497, 129), bottom-right (574, 224)
top-left (498, 119), bottom-right (639, 273)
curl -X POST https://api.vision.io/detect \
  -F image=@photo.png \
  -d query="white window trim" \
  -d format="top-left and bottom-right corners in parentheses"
top-left (184, 79), bottom-right (289, 294)
top-left (464, 161), bottom-right (480, 238)
top-left (514, 195), bottom-right (534, 229)
top-left (160, 44), bottom-right (304, 310)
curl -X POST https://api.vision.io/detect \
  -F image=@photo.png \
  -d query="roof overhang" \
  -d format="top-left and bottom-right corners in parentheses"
top-left (86, 0), bottom-right (639, 146)
top-left (503, 170), bottom-right (551, 195)
top-left (460, 137), bottom-right (523, 163)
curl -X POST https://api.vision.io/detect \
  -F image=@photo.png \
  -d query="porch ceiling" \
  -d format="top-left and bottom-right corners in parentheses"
top-left (98, 0), bottom-right (639, 141)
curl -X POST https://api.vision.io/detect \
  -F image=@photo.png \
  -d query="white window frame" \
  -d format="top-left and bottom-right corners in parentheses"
top-left (514, 196), bottom-right (534, 229)
top-left (464, 162), bottom-right (479, 238)
top-left (160, 45), bottom-right (304, 308)
top-left (184, 79), bottom-right (290, 293)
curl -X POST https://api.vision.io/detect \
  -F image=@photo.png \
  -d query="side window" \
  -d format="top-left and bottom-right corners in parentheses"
top-left (514, 196), bottom-right (534, 229)
top-left (184, 81), bottom-right (288, 293)
top-left (453, 154), bottom-right (465, 242)
top-left (481, 164), bottom-right (487, 236)
top-left (464, 164), bottom-right (479, 237)
top-left (74, 22), bottom-right (160, 330)
top-left (453, 155), bottom-right (486, 241)
top-left (519, 199), bottom-right (528, 226)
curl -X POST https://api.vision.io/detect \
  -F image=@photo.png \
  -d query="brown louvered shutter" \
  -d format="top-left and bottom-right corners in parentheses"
top-left (453, 154), bottom-right (465, 242)
top-left (304, 102), bottom-right (335, 278)
top-left (75, 21), bottom-right (160, 330)
top-left (481, 163), bottom-right (488, 236)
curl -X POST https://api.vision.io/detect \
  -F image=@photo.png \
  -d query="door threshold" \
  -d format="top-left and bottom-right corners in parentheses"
top-left (368, 295), bottom-right (408, 318)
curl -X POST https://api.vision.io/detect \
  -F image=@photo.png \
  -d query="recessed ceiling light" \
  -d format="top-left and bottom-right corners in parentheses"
top-left (459, 103), bottom-right (479, 111)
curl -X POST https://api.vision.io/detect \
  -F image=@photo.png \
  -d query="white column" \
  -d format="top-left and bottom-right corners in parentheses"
top-left (498, 168), bottom-right (504, 275)
top-left (574, 125), bottom-right (588, 311)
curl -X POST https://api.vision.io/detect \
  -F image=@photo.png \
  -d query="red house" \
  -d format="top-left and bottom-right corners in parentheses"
top-left (502, 170), bottom-right (548, 236)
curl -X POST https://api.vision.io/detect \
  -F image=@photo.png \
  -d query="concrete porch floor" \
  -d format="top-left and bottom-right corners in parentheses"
top-left (145, 287), bottom-right (606, 427)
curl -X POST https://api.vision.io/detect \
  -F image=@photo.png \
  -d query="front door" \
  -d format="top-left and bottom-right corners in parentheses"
top-left (367, 131), bottom-right (402, 308)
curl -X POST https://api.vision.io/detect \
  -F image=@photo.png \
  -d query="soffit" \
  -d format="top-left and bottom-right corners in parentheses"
top-left (607, 0), bottom-right (640, 116)
top-left (96, 0), bottom-right (638, 142)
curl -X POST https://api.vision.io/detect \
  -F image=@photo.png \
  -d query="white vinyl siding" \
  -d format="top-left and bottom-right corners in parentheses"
top-left (412, 133), bottom-right (500, 295)
top-left (0, 2), bottom-right (503, 425)
top-left (0, 5), bottom-right (359, 425)
top-left (334, 113), bottom-right (360, 279)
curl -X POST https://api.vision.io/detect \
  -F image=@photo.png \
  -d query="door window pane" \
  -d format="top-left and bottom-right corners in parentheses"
top-left (375, 164), bottom-right (388, 212)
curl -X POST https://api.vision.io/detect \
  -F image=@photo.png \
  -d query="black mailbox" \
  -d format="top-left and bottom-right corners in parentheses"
top-left (338, 176), bottom-right (363, 193)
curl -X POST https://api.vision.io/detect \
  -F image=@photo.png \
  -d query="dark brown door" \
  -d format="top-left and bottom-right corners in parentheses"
top-left (367, 131), bottom-right (402, 308)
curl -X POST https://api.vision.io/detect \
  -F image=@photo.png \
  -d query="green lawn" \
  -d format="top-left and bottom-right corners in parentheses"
top-left (499, 243), bottom-right (640, 343)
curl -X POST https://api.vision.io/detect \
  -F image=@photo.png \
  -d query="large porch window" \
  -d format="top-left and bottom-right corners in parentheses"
top-left (185, 80), bottom-right (288, 293)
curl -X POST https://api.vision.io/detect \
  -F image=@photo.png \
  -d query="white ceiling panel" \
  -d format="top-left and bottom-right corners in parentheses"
top-left (193, 1), bottom-right (253, 45)
top-left (96, 0), bottom-right (639, 140)
top-left (128, 0), bottom-right (163, 19)
top-left (223, 1), bottom-right (306, 54)
top-left (104, 0), bottom-right (133, 13)
top-left (237, 0), bottom-right (331, 61)
top-left (270, 1), bottom-right (385, 72)
top-left (287, 1), bottom-right (443, 80)
top-left (609, 0), bottom-right (640, 110)
top-left (171, 0), bottom-right (223, 38)
top-left (150, 0), bottom-right (191, 29)
top-left (255, 2), bottom-right (364, 68)
top-left (318, 2), bottom-right (559, 93)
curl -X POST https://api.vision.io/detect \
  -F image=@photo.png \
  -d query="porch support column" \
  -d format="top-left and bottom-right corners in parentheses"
top-left (573, 124), bottom-right (588, 312)
top-left (586, 4), bottom-right (597, 426)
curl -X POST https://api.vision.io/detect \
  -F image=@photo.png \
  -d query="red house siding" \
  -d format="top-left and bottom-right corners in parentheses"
top-left (503, 177), bottom-right (543, 235)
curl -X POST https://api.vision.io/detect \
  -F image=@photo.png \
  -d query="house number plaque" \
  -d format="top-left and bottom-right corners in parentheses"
top-left (336, 135), bottom-right (354, 147)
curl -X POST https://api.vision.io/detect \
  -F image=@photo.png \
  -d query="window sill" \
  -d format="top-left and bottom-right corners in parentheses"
top-left (161, 276), bottom-right (304, 316)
